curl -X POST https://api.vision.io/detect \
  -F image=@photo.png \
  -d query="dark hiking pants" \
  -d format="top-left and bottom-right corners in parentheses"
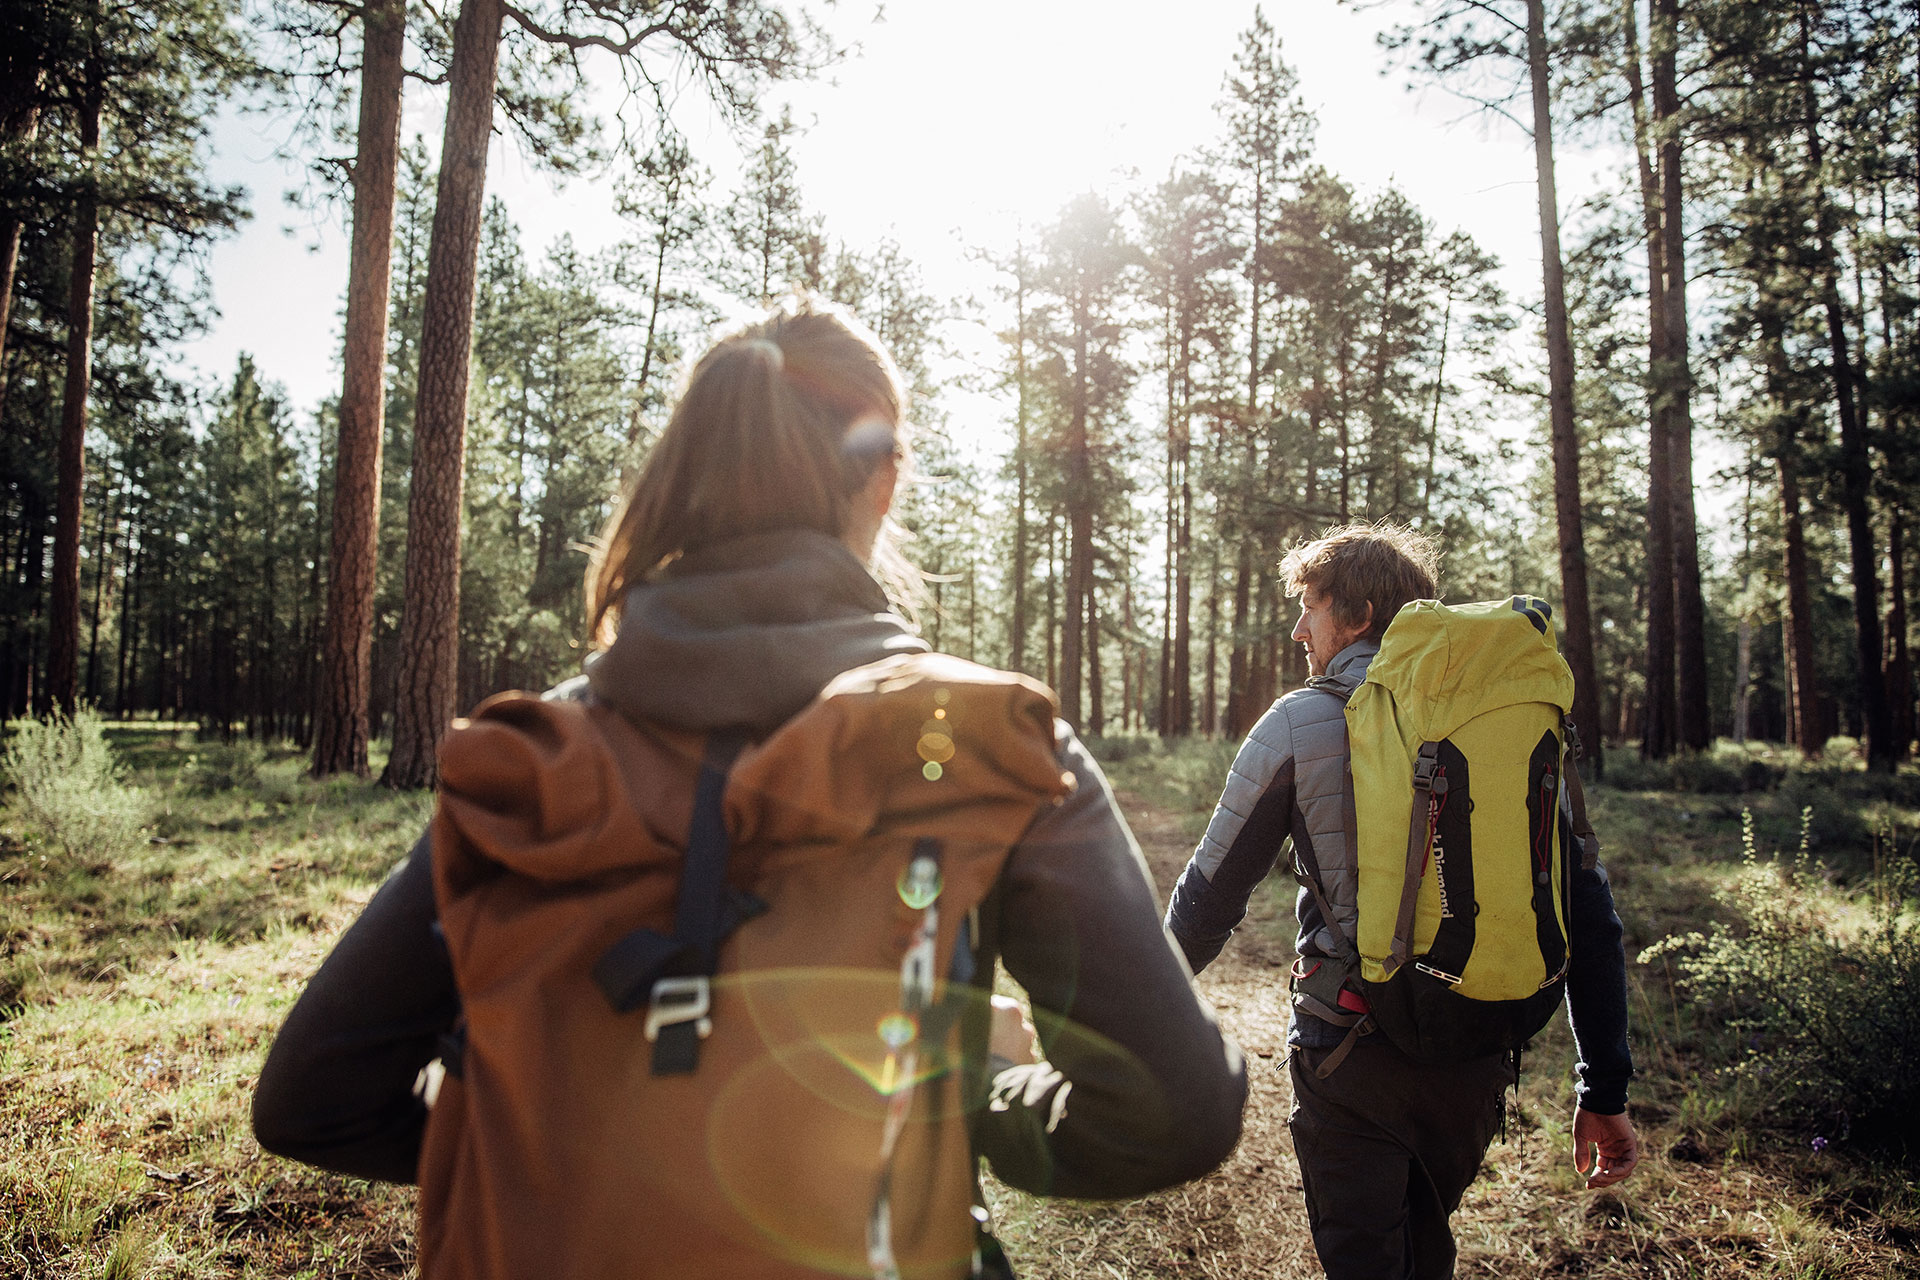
top-left (1288, 1035), bottom-right (1512, 1280)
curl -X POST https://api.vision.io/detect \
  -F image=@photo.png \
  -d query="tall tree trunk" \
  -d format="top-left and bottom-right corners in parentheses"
top-left (0, 54), bottom-right (44, 424)
top-left (383, 0), bottom-right (504, 788)
top-left (1059, 290), bottom-right (1093, 730)
top-left (47, 80), bottom-right (101, 718)
top-left (1797, 15), bottom-right (1888, 767)
top-left (1626, 0), bottom-right (1676, 758)
top-left (1045, 508), bottom-right (1059, 691)
top-left (1086, 581), bottom-right (1103, 736)
top-left (1160, 315), bottom-right (1176, 735)
top-left (84, 475), bottom-right (115, 701)
top-left (1172, 404), bottom-right (1193, 735)
top-left (1526, 0), bottom-right (1604, 774)
top-left (1733, 461), bottom-right (1754, 744)
top-left (1652, 0), bottom-right (1710, 751)
top-left (315, 0), bottom-right (404, 778)
top-left (115, 522), bottom-right (140, 713)
top-left (1225, 541), bottom-right (1252, 737)
top-left (1010, 243), bottom-right (1031, 674)
top-left (1886, 511), bottom-right (1913, 761)
top-left (0, 206), bottom-right (28, 422)
top-left (1779, 458), bottom-right (1822, 756)
top-left (1202, 535), bottom-right (1219, 737)
top-left (1421, 286), bottom-right (1451, 519)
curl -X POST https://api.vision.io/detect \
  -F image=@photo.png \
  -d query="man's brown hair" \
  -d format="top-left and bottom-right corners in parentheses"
top-left (1280, 522), bottom-right (1440, 642)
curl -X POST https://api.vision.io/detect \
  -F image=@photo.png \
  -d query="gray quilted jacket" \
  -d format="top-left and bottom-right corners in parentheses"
top-left (1178, 642), bottom-right (1375, 964)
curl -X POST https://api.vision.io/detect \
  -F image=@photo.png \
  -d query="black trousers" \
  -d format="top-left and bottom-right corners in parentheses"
top-left (1288, 1035), bottom-right (1512, 1280)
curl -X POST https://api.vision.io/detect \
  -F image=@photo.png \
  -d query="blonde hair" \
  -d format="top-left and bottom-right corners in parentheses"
top-left (586, 299), bottom-right (915, 646)
top-left (1279, 521), bottom-right (1440, 642)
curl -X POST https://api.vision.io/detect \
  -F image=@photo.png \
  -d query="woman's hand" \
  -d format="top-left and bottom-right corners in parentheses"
top-left (988, 994), bottom-right (1038, 1065)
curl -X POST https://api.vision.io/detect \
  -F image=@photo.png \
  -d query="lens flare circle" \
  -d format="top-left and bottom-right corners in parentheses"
top-left (896, 862), bottom-right (942, 909)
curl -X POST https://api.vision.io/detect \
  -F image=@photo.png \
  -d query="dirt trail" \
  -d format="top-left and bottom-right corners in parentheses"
top-left (989, 793), bottom-right (1326, 1279)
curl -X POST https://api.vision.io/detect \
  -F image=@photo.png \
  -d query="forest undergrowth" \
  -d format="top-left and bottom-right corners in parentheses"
top-left (1, 723), bottom-right (1917, 1278)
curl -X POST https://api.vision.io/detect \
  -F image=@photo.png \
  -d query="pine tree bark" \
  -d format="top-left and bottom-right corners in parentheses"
top-left (383, 0), bottom-right (504, 789)
top-left (0, 213), bottom-right (25, 416)
top-left (1796, 20), bottom-right (1888, 767)
top-left (1010, 245), bottom-right (1031, 675)
top-left (1886, 512), bottom-right (1912, 761)
top-left (1225, 541), bottom-right (1253, 738)
top-left (1627, 0), bottom-right (1676, 758)
top-left (1202, 536), bottom-right (1219, 736)
top-left (1086, 582), bottom-right (1103, 736)
top-left (47, 81), bottom-right (101, 718)
top-left (0, 28), bottom-right (45, 423)
top-left (1652, 0), bottom-right (1710, 752)
top-left (1172, 401), bottom-right (1194, 736)
top-left (1059, 312), bottom-right (1092, 731)
top-left (1779, 458), bottom-right (1822, 756)
top-left (1160, 320), bottom-right (1176, 735)
top-left (1526, 0), bottom-right (1604, 774)
top-left (314, 0), bottom-right (405, 778)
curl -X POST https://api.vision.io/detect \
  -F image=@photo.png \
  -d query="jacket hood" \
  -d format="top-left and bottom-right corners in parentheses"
top-left (583, 530), bottom-right (930, 735)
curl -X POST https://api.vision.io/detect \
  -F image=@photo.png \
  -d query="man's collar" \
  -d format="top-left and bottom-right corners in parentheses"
top-left (1325, 638), bottom-right (1380, 681)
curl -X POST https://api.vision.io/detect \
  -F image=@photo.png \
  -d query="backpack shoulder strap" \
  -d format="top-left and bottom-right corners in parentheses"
top-left (1561, 716), bottom-right (1602, 871)
top-left (589, 728), bottom-right (754, 1075)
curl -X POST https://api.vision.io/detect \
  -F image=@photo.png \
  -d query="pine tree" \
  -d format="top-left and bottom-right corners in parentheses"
top-left (313, 0), bottom-right (405, 777)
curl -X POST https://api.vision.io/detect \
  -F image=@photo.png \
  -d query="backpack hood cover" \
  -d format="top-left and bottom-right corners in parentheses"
top-left (1356, 597), bottom-right (1574, 738)
top-left (436, 650), bottom-right (1071, 888)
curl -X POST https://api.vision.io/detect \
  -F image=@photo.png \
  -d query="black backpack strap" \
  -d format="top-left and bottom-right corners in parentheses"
top-left (588, 728), bottom-right (751, 1076)
top-left (1388, 741), bottom-right (1446, 976)
top-left (649, 728), bottom-right (750, 1074)
top-left (1560, 716), bottom-right (1602, 871)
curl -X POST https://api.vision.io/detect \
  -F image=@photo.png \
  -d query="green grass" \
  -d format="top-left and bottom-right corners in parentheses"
top-left (2, 726), bottom-right (427, 1279)
top-left (3, 725), bottom-right (1917, 1278)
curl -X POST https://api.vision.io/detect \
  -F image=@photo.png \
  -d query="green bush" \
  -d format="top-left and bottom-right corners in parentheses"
top-left (187, 738), bottom-right (267, 792)
top-left (1, 709), bottom-right (151, 863)
top-left (1641, 809), bottom-right (1920, 1154)
top-left (1600, 743), bottom-right (1778, 794)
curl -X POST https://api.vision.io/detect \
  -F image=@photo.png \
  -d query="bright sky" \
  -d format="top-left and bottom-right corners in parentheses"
top-left (174, 0), bottom-right (1599, 423)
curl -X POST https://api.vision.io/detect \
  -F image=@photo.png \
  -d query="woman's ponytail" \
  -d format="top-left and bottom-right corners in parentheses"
top-left (586, 299), bottom-right (914, 646)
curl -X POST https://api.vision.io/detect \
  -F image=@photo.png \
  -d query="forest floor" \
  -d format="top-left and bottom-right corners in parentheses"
top-left (1, 728), bottom-right (1917, 1278)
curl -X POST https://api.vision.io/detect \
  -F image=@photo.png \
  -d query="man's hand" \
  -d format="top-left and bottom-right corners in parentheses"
top-left (1573, 1106), bottom-right (1640, 1189)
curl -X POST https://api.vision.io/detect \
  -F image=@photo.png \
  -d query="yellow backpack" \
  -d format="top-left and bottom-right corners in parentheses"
top-left (1341, 596), bottom-right (1599, 1064)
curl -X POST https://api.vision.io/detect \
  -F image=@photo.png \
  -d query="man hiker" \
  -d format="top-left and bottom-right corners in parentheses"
top-left (1164, 522), bottom-right (1639, 1280)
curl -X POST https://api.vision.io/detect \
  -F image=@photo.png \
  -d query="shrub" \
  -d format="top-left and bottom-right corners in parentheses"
top-left (1, 708), bottom-right (151, 863)
top-left (1599, 743), bottom-right (1778, 795)
top-left (1641, 809), bottom-right (1920, 1154)
top-left (187, 738), bottom-right (267, 792)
